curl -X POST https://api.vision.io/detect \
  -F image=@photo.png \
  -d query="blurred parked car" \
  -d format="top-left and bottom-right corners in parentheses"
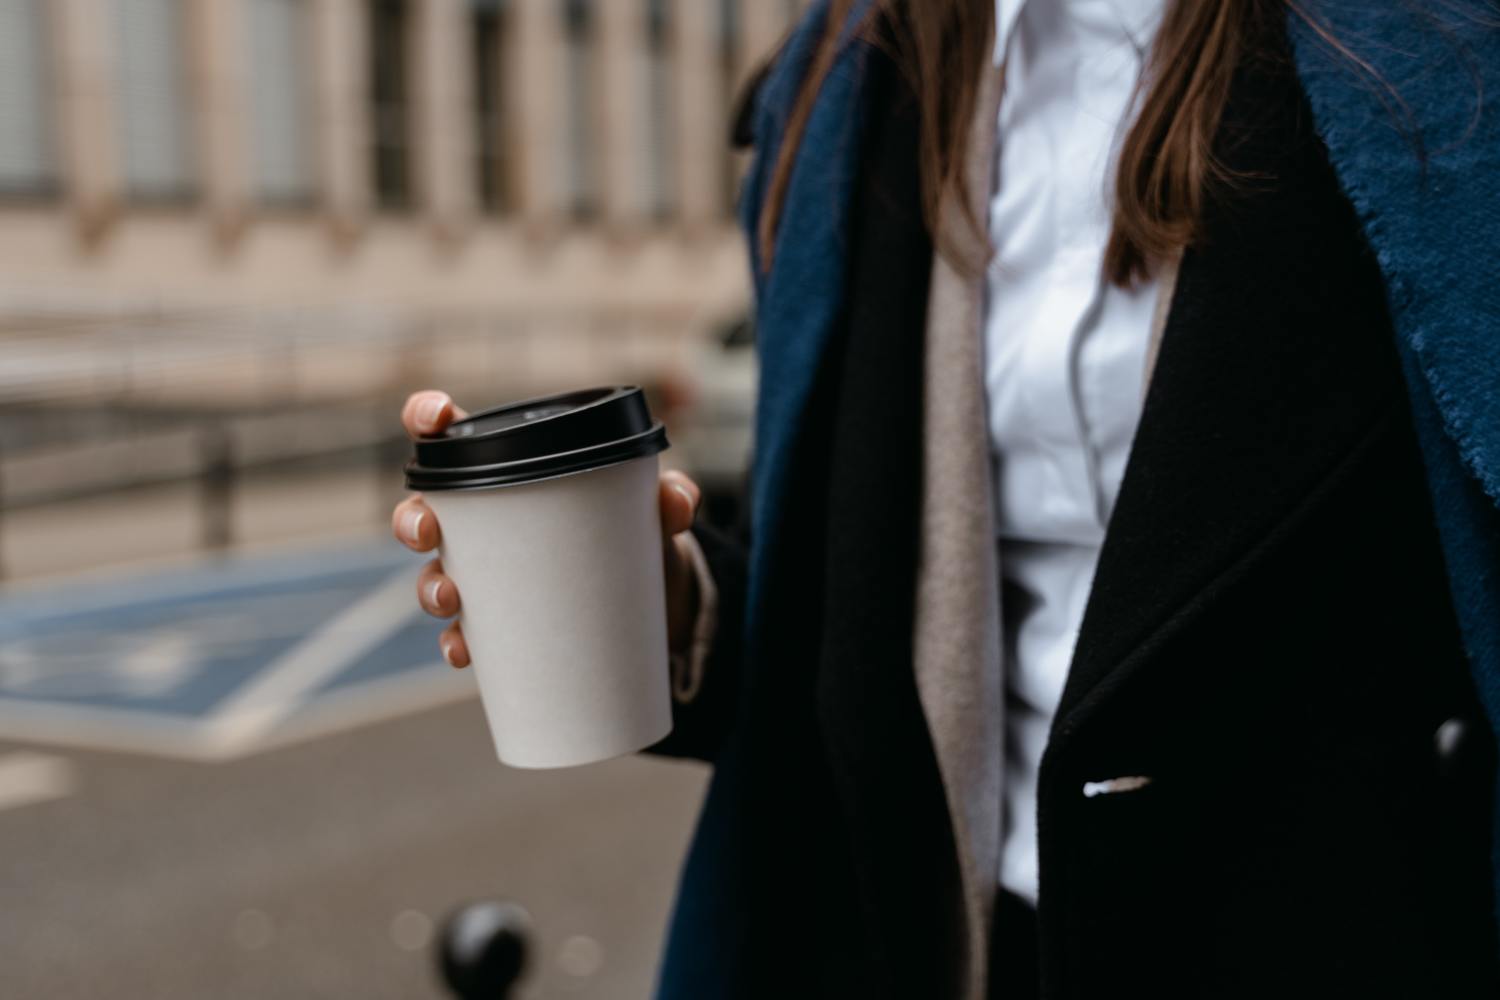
top-left (667, 314), bottom-right (756, 534)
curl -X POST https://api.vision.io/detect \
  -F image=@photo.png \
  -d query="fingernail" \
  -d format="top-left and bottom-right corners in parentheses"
top-left (440, 640), bottom-right (457, 667)
top-left (416, 395), bottom-right (446, 430)
top-left (672, 482), bottom-right (697, 511)
top-left (402, 509), bottom-right (425, 543)
top-left (426, 578), bottom-right (445, 609)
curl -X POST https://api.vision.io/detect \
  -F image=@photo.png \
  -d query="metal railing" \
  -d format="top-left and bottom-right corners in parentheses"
top-left (0, 304), bottom-right (713, 579)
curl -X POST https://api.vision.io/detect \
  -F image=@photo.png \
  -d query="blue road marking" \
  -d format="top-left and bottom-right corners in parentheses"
top-left (0, 539), bottom-right (455, 755)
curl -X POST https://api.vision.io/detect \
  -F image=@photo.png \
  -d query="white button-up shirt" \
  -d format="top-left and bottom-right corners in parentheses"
top-left (985, 0), bottom-right (1166, 905)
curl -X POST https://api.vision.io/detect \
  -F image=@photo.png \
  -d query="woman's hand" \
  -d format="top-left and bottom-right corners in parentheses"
top-left (392, 390), bottom-right (703, 669)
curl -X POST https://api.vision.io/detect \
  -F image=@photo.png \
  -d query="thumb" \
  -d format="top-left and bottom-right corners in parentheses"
top-left (402, 391), bottom-right (469, 438)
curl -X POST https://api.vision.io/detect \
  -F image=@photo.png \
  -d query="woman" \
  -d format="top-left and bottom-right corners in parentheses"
top-left (393, 1), bottom-right (1500, 996)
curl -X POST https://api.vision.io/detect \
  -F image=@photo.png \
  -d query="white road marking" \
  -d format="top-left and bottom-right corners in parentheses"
top-left (251, 663), bottom-right (476, 758)
top-left (204, 570), bottom-right (422, 756)
top-left (0, 752), bottom-right (76, 812)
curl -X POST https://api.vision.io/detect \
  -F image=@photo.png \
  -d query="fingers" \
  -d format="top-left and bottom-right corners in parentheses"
top-left (416, 557), bottom-right (460, 618)
top-left (418, 559), bottom-right (468, 668)
top-left (659, 470), bottom-right (701, 539)
top-left (401, 390), bottom-right (469, 438)
top-left (439, 621), bottom-right (470, 669)
top-left (392, 496), bottom-right (440, 552)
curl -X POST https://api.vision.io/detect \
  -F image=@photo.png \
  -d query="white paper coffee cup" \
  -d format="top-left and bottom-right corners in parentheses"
top-left (406, 387), bottom-right (672, 768)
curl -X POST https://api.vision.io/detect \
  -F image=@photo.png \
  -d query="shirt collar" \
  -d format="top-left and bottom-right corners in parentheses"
top-left (993, 0), bottom-right (1167, 66)
top-left (993, 0), bottom-right (1027, 66)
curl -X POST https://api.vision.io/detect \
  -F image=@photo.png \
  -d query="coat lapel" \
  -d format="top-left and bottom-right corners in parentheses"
top-left (1052, 19), bottom-right (1408, 737)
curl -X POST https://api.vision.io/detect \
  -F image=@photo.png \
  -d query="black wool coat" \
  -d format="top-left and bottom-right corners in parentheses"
top-left (651, 27), bottom-right (1500, 1000)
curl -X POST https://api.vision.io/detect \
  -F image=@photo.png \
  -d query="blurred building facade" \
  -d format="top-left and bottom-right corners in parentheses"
top-left (0, 0), bottom-right (799, 319)
top-left (0, 0), bottom-right (797, 579)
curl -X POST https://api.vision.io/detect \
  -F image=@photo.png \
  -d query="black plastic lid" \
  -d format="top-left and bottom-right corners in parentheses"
top-left (404, 386), bottom-right (668, 491)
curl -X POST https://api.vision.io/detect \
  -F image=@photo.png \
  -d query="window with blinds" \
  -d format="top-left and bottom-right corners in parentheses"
top-left (472, 0), bottom-right (511, 214)
top-left (247, 0), bottom-right (317, 205)
top-left (717, 0), bottom-right (738, 217)
top-left (115, 0), bottom-right (196, 201)
top-left (0, 0), bottom-right (56, 197)
top-left (369, 0), bottom-right (412, 210)
top-left (562, 0), bottom-right (598, 221)
top-left (643, 0), bottom-right (676, 222)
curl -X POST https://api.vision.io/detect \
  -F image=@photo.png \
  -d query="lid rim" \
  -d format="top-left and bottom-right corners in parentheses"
top-left (405, 421), bottom-right (667, 491)
top-left (407, 448), bottom-right (664, 492)
top-left (409, 422), bottom-right (664, 478)
top-left (403, 385), bottom-right (667, 492)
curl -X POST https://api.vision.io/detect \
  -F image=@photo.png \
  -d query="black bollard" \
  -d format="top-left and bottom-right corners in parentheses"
top-left (437, 900), bottom-right (533, 999)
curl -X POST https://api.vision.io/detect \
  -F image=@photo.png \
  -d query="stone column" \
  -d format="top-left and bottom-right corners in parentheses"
top-left (732, 0), bottom-right (790, 184)
top-left (509, 0), bottom-right (565, 233)
top-left (670, 0), bottom-right (725, 231)
top-left (187, 0), bottom-right (252, 247)
top-left (50, 0), bottom-right (121, 246)
top-left (312, 0), bottom-right (371, 247)
top-left (737, 0), bottom-right (787, 92)
top-left (595, 0), bottom-right (648, 232)
top-left (411, 0), bottom-right (476, 243)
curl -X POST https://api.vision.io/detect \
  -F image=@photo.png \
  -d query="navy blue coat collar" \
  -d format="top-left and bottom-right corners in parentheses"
top-left (739, 0), bottom-right (1500, 753)
top-left (738, 0), bottom-right (875, 653)
top-left (1289, 3), bottom-right (1500, 760)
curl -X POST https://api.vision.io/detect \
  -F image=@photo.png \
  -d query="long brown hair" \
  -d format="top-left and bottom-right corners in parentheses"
top-left (757, 0), bottom-right (1274, 287)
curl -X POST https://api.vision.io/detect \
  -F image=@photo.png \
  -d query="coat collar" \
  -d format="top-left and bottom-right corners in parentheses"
top-left (739, 0), bottom-right (876, 652)
top-left (1288, 0), bottom-right (1500, 742)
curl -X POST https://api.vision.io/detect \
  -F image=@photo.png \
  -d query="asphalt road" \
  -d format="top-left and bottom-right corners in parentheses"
top-left (0, 699), bottom-right (709, 1000)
